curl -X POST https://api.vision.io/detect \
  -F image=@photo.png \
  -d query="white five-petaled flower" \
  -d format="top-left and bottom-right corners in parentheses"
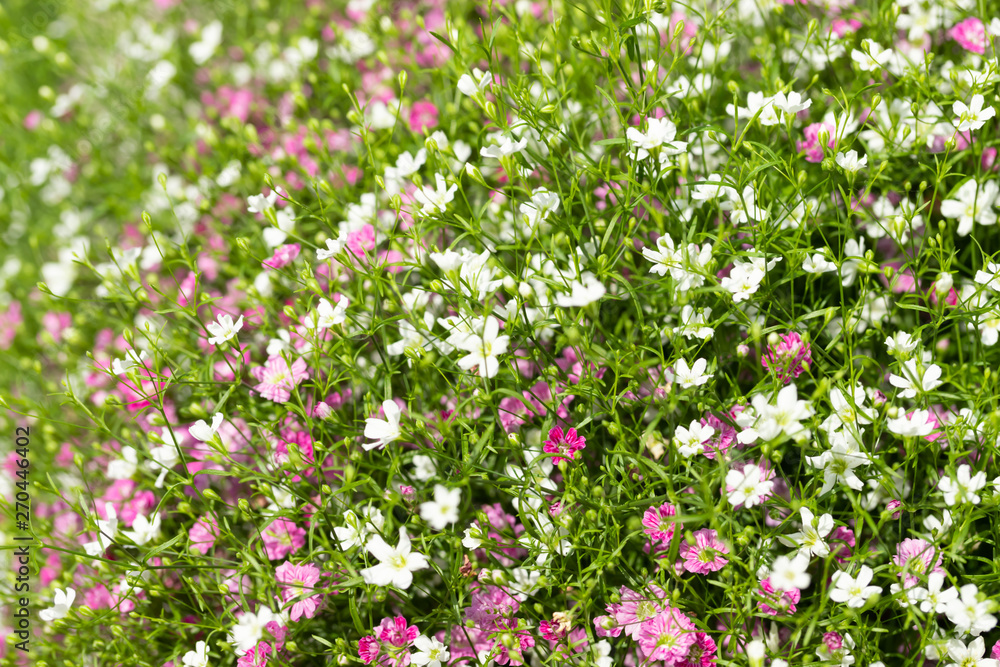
top-left (39, 587), bottom-right (76, 621)
top-left (418, 485), bottom-right (463, 530)
top-left (626, 116), bottom-right (688, 164)
top-left (334, 507), bottom-right (385, 550)
top-left (851, 39), bottom-right (892, 71)
top-left (311, 297), bottom-right (349, 330)
top-left (945, 583), bottom-right (997, 637)
top-left (317, 233), bottom-right (348, 260)
top-left (769, 552), bottom-right (811, 592)
top-left (944, 637), bottom-right (999, 667)
top-left (360, 527), bottom-right (429, 589)
top-left (673, 358), bottom-right (711, 388)
top-left (181, 640), bottom-right (210, 667)
top-left (123, 512), bottom-right (162, 546)
top-left (829, 566), bottom-right (881, 608)
top-left (778, 507), bottom-right (834, 557)
top-left (953, 94), bottom-right (996, 133)
top-left (206, 312), bottom-right (244, 346)
top-left (673, 420), bottom-right (715, 458)
top-left (835, 150), bottom-right (868, 173)
top-left (886, 409), bottom-right (936, 437)
top-left (806, 432), bottom-right (871, 494)
top-left (189, 412), bottom-right (224, 442)
top-left (888, 359), bottom-right (942, 398)
top-left (228, 606), bottom-right (280, 655)
top-left (975, 262), bottom-right (1000, 292)
top-left (885, 331), bottom-right (918, 356)
top-left (939, 464), bottom-right (988, 506)
top-left (364, 399), bottom-right (403, 451)
top-left (456, 316), bottom-right (510, 379)
top-left (941, 179), bottom-right (999, 237)
top-left (726, 463), bottom-right (773, 508)
top-left (111, 349), bottom-right (148, 375)
top-left (412, 635), bottom-right (451, 667)
top-left (413, 173), bottom-right (458, 216)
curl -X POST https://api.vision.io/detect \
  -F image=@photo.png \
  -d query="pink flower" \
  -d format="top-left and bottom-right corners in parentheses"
top-left (358, 636), bottom-right (381, 664)
top-left (797, 122), bottom-right (835, 163)
top-left (276, 562), bottom-right (322, 621)
top-left (700, 412), bottom-right (737, 460)
top-left (892, 538), bottom-right (944, 588)
top-left (676, 632), bottom-right (718, 667)
top-left (261, 518), bottom-right (307, 560)
top-left (408, 101), bottom-right (439, 133)
top-left (237, 642), bottom-right (272, 667)
top-left (263, 244), bottom-right (301, 270)
top-left (949, 17), bottom-right (987, 54)
top-left (251, 356), bottom-right (309, 403)
top-left (188, 516), bottom-right (219, 555)
top-left (991, 639), bottom-right (1000, 660)
top-left (641, 503), bottom-right (679, 547)
top-left (761, 332), bottom-right (812, 383)
top-left (377, 616), bottom-right (420, 647)
top-left (636, 607), bottom-right (697, 663)
top-left (542, 426), bottom-right (586, 464)
top-left (757, 577), bottom-right (800, 616)
top-left (347, 225), bottom-right (377, 257)
top-left (614, 585), bottom-right (671, 639)
top-left (678, 529), bottom-right (729, 574)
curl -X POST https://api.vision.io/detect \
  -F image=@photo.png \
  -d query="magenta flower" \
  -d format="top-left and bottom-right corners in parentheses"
top-left (614, 585), bottom-right (672, 639)
top-left (237, 641), bottom-right (272, 667)
top-left (542, 426), bottom-right (586, 464)
top-left (641, 502), bottom-right (679, 547)
top-left (261, 518), bottom-right (307, 560)
top-left (376, 616), bottom-right (420, 647)
top-left (676, 632), bottom-right (718, 667)
top-left (636, 607), bottom-right (697, 663)
top-left (678, 529), bottom-right (729, 574)
top-left (797, 122), bottom-right (835, 163)
top-left (358, 636), bottom-right (381, 664)
top-left (276, 561), bottom-right (322, 621)
top-left (757, 577), bottom-right (801, 616)
top-left (949, 17), bottom-right (986, 54)
top-left (761, 332), bottom-right (812, 384)
top-left (251, 356), bottom-right (309, 403)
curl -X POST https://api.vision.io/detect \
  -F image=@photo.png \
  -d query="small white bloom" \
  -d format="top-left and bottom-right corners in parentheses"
top-left (954, 94), bottom-right (996, 133)
top-left (39, 588), bottom-right (76, 621)
top-left (206, 313), bottom-right (244, 346)
top-left (418, 485), bottom-right (462, 530)
top-left (412, 635), bottom-right (450, 667)
top-left (181, 641), bottom-right (210, 667)
top-left (360, 527), bottom-right (429, 589)
top-left (769, 552), bottom-right (811, 592)
top-left (835, 150), bottom-right (868, 173)
top-left (939, 464), bottom-right (988, 506)
top-left (364, 400), bottom-right (403, 450)
top-left (673, 358), bottom-right (711, 388)
top-left (829, 566), bottom-right (881, 608)
top-left (189, 413), bottom-right (224, 442)
top-left (123, 512), bottom-right (162, 546)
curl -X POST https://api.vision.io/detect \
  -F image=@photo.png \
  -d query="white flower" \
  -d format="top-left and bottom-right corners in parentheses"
top-left (462, 524), bottom-right (484, 549)
top-left (418, 485), bottom-right (462, 530)
top-left (39, 588), bottom-right (76, 621)
top-left (720, 262), bottom-right (766, 302)
top-left (334, 508), bottom-right (384, 550)
top-left (726, 91), bottom-right (779, 126)
top-left (456, 316), bottom-right (510, 379)
top-left (413, 173), bottom-right (457, 216)
top-left (885, 331), bottom-right (918, 356)
top-left (749, 383), bottom-right (812, 442)
top-left (726, 463), bottom-right (773, 508)
top-left (941, 179), bottom-right (999, 237)
top-left (247, 190), bottom-right (278, 214)
top-left (886, 409), bottom-right (935, 437)
top-left (480, 132), bottom-right (528, 159)
top-left (954, 94), bottom-right (996, 133)
top-left (206, 313), bottom-right (244, 346)
top-left (976, 262), bottom-right (1000, 292)
top-left (888, 359), bottom-right (942, 398)
top-left (626, 116), bottom-right (688, 162)
top-left (107, 446), bottom-right (139, 480)
top-left (851, 39), bottom-right (892, 71)
top-left (923, 510), bottom-right (953, 539)
top-left (829, 566), bottom-right (881, 608)
top-left (911, 572), bottom-right (958, 614)
top-left (939, 464), bottom-right (988, 506)
top-left (769, 552), bottom-right (811, 592)
top-left (412, 454), bottom-right (437, 482)
top-left (123, 512), bottom-right (162, 546)
top-left (778, 507), bottom-right (833, 557)
top-left (673, 358), bottom-right (711, 388)
top-left (360, 527), bottom-right (429, 589)
top-left (364, 400), bottom-right (403, 450)
top-left (189, 21), bottom-right (223, 64)
top-left (83, 503), bottom-right (118, 557)
top-left (311, 297), bottom-right (349, 329)
top-left (944, 637), bottom-right (998, 667)
top-left (189, 413), bottom-right (224, 442)
top-left (181, 641), bottom-right (210, 667)
top-left (840, 238), bottom-right (866, 287)
top-left (228, 606), bottom-right (279, 655)
top-left (945, 584), bottom-right (997, 637)
top-left (111, 349), bottom-right (148, 375)
top-left (673, 420), bottom-right (714, 458)
top-left (317, 233), bottom-right (348, 260)
top-left (555, 274), bottom-right (606, 307)
top-left (807, 434), bottom-right (871, 494)
top-left (412, 635), bottom-right (450, 667)
top-left (835, 150), bottom-right (868, 173)
top-left (457, 69), bottom-right (492, 99)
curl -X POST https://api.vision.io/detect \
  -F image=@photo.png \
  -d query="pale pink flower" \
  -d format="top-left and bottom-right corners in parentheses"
top-left (636, 607), bottom-right (697, 663)
top-left (949, 17), bottom-right (987, 54)
top-left (262, 243), bottom-right (301, 270)
top-left (251, 356), bottom-right (309, 403)
top-left (892, 538), bottom-right (944, 588)
top-left (276, 562), bottom-right (322, 621)
top-left (757, 577), bottom-right (801, 616)
top-left (189, 515), bottom-right (219, 555)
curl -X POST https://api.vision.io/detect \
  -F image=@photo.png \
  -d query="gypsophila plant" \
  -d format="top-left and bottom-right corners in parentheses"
top-left (4, 0), bottom-right (1000, 665)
